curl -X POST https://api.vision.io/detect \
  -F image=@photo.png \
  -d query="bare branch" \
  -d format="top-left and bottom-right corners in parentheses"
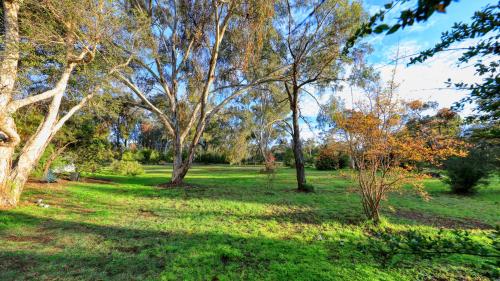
top-left (113, 72), bottom-right (175, 136)
top-left (52, 92), bottom-right (96, 133)
top-left (8, 63), bottom-right (76, 113)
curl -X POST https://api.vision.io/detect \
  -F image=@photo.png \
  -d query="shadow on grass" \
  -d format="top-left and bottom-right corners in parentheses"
top-left (0, 212), bottom-right (368, 281)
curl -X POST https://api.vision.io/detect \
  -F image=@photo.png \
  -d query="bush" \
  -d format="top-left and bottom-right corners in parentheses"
top-left (195, 152), bottom-right (228, 164)
top-left (121, 151), bottom-right (136, 161)
top-left (136, 149), bottom-right (161, 164)
top-left (338, 153), bottom-right (350, 169)
top-left (111, 160), bottom-right (144, 176)
top-left (444, 147), bottom-right (496, 194)
top-left (283, 148), bottom-right (295, 168)
top-left (315, 145), bottom-right (350, 170)
top-left (149, 150), bottom-right (160, 163)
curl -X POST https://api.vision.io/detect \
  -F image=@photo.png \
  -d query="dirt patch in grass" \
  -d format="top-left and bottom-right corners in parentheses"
top-left (156, 182), bottom-right (199, 189)
top-left (4, 235), bottom-right (53, 243)
top-left (138, 208), bottom-right (160, 218)
top-left (115, 245), bottom-right (142, 254)
top-left (26, 179), bottom-right (70, 190)
top-left (81, 177), bottom-right (116, 185)
top-left (394, 209), bottom-right (493, 230)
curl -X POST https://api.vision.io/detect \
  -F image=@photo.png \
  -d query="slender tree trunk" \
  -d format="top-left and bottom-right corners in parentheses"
top-left (42, 142), bottom-right (72, 179)
top-left (289, 89), bottom-right (309, 192)
top-left (285, 84), bottom-right (312, 192)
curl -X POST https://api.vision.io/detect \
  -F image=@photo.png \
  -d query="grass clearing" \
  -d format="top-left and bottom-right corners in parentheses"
top-left (0, 165), bottom-right (498, 280)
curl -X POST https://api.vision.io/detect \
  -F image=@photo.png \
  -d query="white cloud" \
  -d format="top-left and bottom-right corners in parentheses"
top-left (406, 18), bottom-right (438, 33)
top-left (377, 39), bottom-right (481, 115)
top-left (300, 122), bottom-right (317, 140)
top-left (296, 38), bottom-right (483, 140)
top-left (365, 3), bottom-right (383, 16)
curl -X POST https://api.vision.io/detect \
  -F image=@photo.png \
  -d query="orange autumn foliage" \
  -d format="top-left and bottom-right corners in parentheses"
top-left (335, 91), bottom-right (465, 222)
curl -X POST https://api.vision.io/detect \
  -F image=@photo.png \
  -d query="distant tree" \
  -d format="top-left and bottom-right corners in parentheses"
top-left (315, 142), bottom-right (349, 170)
top-left (248, 85), bottom-right (288, 170)
top-left (275, 0), bottom-right (365, 192)
top-left (443, 120), bottom-right (500, 194)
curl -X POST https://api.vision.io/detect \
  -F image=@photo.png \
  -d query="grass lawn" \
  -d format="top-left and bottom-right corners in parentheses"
top-left (0, 165), bottom-right (498, 280)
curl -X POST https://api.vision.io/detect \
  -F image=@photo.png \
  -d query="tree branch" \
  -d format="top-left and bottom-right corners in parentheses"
top-left (8, 63), bottom-right (76, 112)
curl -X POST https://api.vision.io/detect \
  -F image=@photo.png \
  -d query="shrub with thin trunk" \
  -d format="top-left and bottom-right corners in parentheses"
top-left (335, 66), bottom-right (465, 222)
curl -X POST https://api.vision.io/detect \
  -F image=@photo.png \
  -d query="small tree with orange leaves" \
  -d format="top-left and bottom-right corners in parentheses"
top-left (335, 76), bottom-right (465, 222)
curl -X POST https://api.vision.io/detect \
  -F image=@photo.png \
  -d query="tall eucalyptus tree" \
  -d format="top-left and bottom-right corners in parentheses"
top-left (275, 0), bottom-right (365, 191)
top-left (114, 0), bottom-right (284, 184)
top-left (0, 0), bottom-right (125, 207)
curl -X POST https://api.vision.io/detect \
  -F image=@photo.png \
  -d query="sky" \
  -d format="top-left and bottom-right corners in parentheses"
top-left (299, 0), bottom-right (497, 140)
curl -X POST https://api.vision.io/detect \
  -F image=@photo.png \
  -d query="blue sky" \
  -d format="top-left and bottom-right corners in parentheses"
top-left (365, 0), bottom-right (495, 64)
top-left (299, 0), bottom-right (498, 140)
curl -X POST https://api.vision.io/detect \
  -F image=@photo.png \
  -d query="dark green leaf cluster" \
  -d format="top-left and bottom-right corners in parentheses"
top-left (344, 0), bottom-right (457, 54)
top-left (360, 227), bottom-right (500, 277)
top-left (409, 4), bottom-right (499, 121)
top-left (444, 146), bottom-right (498, 194)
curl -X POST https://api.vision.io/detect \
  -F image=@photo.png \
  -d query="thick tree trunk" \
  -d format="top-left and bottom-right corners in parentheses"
top-left (291, 101), bottom-right (308, 192)
top-left (0, 146), bottom-right (16, 207)
top-left (9, 125), bottom-right (56, 200)
top-left (171, 146), bottom-right (197, 185)
top-left (170, 116), bottom-right (207, 185)
top-left (0, 65), bottom-right (75, 208)
top-left (0, 1), bottom-right (20, 208)
top-left (171, 162), bottom-right (189, 185)
top-left (171, 136), bottom-right (185, 184)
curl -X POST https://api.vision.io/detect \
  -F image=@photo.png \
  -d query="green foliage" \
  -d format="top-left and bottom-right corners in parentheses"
top-left (121, 151), bottom-right (134, 161)
top-left (195, 152), bottom-right (228, 164)
top-left (315, 146), bottom-right (350, 171)
top-left (0, 166), bottom-right (498, 280)
top-left (127, 149), bottom-right (162, 164)
top-left (149, 150), bottom-right (160, 163)
top-left (361, 228), bottom-right (499, 277)
top-left (344, 0), bottom-right (457, 53)
top-left (110, 160), bottom-right (144, 176)
top-left (73, 139), bottom-right (115, 173)
top-left (444, 147), bottom-right (498, 194)
top-left (283, 148), bottom-right (295, 168)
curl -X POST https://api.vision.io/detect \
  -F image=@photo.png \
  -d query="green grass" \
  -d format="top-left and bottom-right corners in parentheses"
top-left (0, 165), bottom-right (498, 280)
